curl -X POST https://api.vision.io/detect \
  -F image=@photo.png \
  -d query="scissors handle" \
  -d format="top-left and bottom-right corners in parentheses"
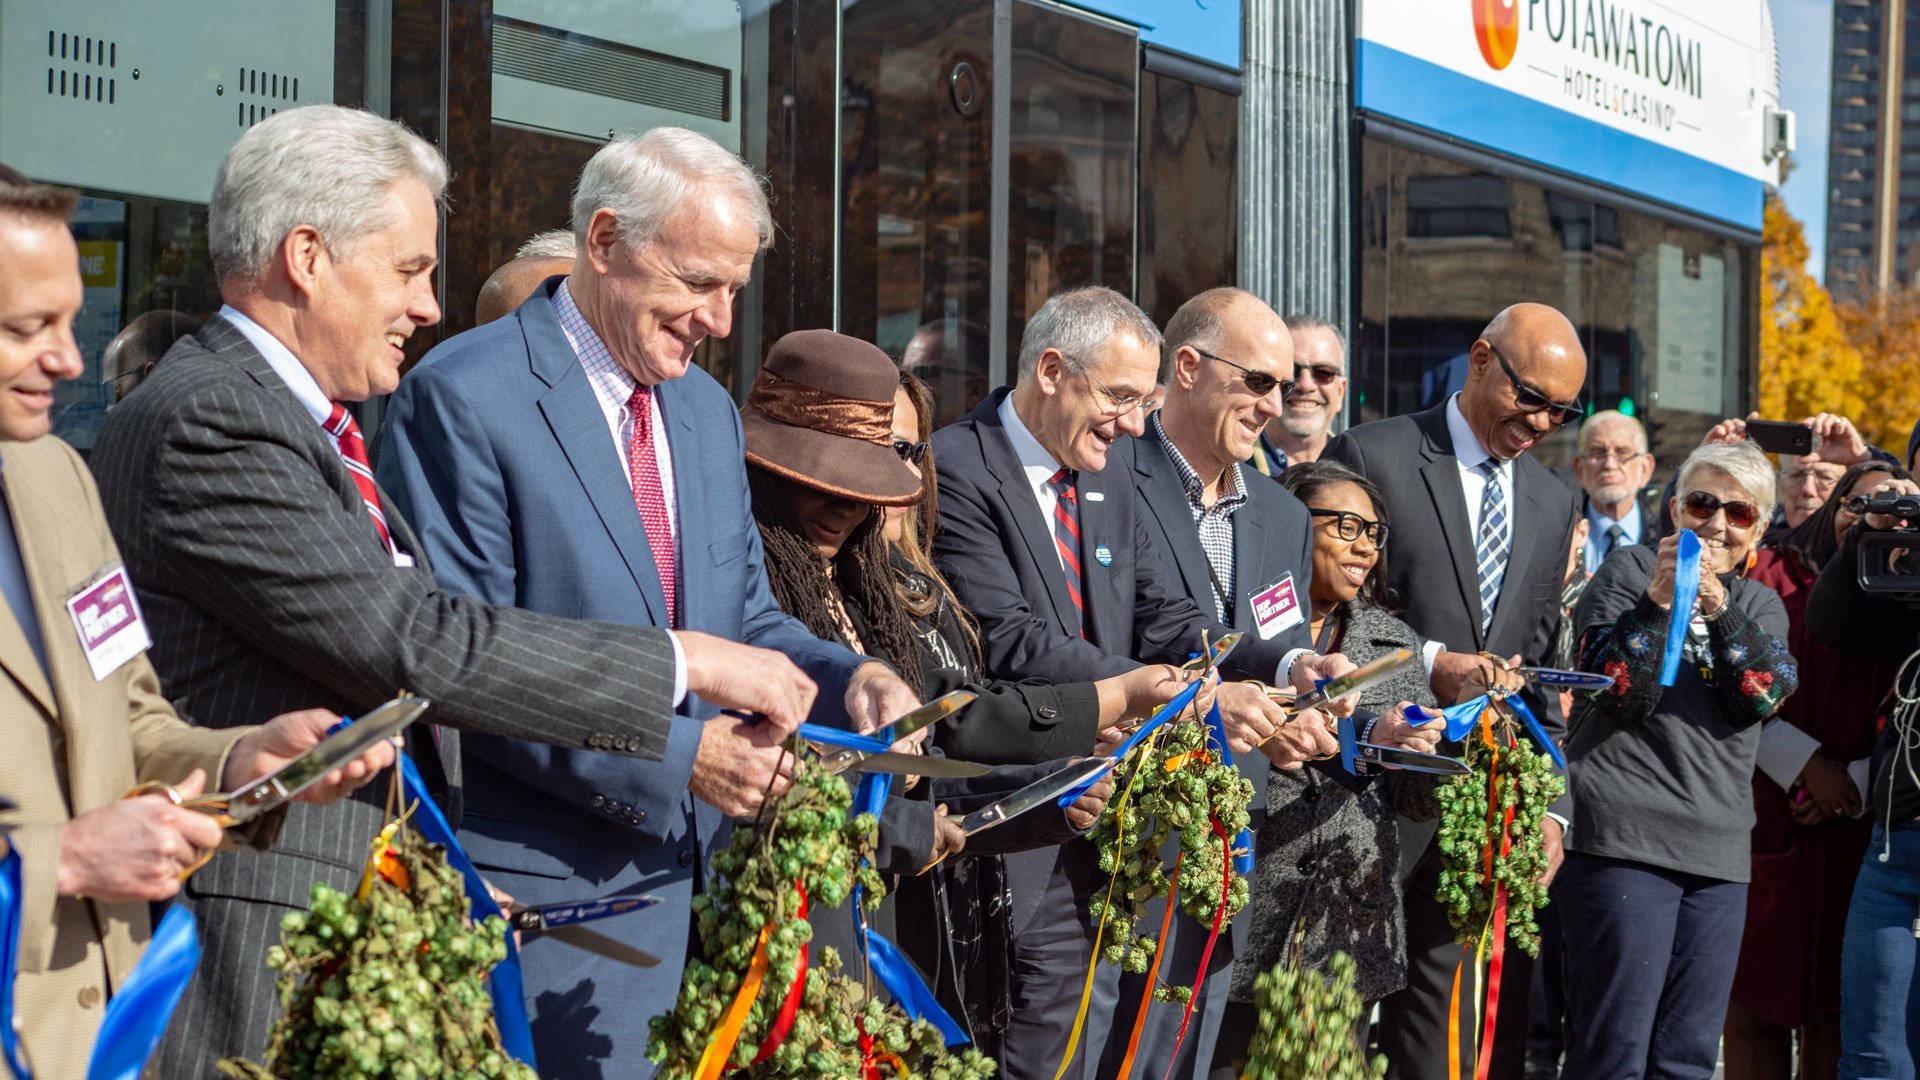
top-left (120, 782), bottom-right (236, 879)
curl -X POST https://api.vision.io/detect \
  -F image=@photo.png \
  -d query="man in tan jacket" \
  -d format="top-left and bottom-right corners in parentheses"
top-left (0, 166), bottom-right (396, 1079)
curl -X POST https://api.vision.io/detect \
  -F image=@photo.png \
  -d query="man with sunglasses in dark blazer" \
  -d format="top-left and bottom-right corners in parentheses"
top-left (1322, 302), bottom-right (1584, 1080)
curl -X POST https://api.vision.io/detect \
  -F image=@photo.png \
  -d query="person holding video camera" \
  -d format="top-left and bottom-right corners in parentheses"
top-left (1805, 469), bottom-right (1920, 1077)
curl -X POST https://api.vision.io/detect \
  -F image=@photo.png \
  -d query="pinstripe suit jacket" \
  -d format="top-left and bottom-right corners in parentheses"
top-left (88, 313), bottom-right (681, 1074)
top-left (0, 436), bottom-right (252, 1080)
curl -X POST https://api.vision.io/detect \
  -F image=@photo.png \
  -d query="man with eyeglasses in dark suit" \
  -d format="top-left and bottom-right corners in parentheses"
top-left (1323, 302), bottom-right (1585, 1080)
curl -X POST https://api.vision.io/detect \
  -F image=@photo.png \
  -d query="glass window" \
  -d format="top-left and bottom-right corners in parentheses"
top-left (1136, 69), bottom-right (1237, 328)
top-left (1355, 137), bottom-right (1756, 476)
top-left (0, 0), bottom-right (372, 451)
top-left (838, 0), bottom-right (995, 428)
top-left (1004, 1), bottom-right (1137, 360)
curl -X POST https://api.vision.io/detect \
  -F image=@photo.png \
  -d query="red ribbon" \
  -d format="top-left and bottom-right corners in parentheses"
top-left (1473, 807), bottom-right (1515, 1080)
top-left (749, 882), bottom-right (810, 1066)
top-left (1160, 818), bottom-right (1233, 1080)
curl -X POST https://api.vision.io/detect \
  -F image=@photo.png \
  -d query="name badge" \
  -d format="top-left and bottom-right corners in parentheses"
top-left (1250, 573), bottom-right (1304, 640)
top-left (65, 564), bottom-right (152, 682)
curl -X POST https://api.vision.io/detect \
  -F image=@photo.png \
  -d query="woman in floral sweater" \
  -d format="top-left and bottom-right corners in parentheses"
top-left (1558, 440), bottom-right (1799, 1080)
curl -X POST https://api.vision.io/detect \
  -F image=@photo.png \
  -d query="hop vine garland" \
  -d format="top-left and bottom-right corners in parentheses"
top-left (645, 756), bottom-right (996, 1078)
top-left (1432, 707), bottom-right (1564, 956)
top-left (1240, 949), bottom-right (1386, 1080)
top-left (217, 837), bottom-right (535, 1080)
top-left (1089, 708), bottom-right (1253, 998)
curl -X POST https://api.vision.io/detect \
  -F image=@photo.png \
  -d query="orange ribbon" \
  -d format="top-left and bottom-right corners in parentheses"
top-left (695, 923), bottom-right (773, 1080)
top-left (749, 883), bottom-right (810, 1067)
top-left (1159, 818), bottom-right (1232, 1080)
top-left (1113, 860), bottom-right (1182, 1079)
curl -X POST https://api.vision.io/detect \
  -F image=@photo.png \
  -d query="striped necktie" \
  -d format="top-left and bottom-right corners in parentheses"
top-left (1474, 459), bottom-right (1509, 638)
top-left (1048, 469), bottom-right (1085, 634)
top-left (626, 385), bottom-right (677, 628)
top-left (324, 402), bottom-right (397, 557)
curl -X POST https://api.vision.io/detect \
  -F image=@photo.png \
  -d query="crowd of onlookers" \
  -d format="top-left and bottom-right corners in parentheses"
top-left (5, 102), bottom-right (1920, 1080)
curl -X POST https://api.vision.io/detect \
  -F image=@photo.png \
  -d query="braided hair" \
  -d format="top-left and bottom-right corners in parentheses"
top-left (747, 464), bottom-right (928, 698)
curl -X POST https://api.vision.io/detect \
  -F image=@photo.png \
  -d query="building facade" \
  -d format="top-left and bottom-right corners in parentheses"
top-left (1825, 0), bottom-right (1915, 300)
top-left (6, 0), bottom-right (1769, 470)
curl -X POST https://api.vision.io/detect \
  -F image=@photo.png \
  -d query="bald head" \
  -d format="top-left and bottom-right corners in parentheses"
top-left (475, 255), bottom-right (573, 325)
top-left (1459, 302), bottom-right (1588, 460)
top-left (1159, 288), bottom-right (1292, 478)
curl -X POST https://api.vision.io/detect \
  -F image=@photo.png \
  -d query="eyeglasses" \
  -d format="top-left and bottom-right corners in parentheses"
top-left (1081, 366), bottom-right (1148, 417)
top-left (1579, 449), bottom-right (1648, 467)
top-left (1309, 508), bottom-right (1390, 546)
top-left (1680, 490), bottom-right (1761, 530)
top-left (1486, 343), bottom-right (1583, 427)
top-left (1292, 362), bottom-right (1345, 386)
top-left (1191, 347), bottom-right (1293, 397)
top-left (893, 438), bottom-right (929, 465)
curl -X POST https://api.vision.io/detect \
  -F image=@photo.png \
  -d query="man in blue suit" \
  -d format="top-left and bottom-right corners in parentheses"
top-left (377, 128), bottom-right (920, 1079)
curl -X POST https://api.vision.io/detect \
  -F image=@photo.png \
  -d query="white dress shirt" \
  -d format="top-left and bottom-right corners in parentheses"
top-left (1420, 395), bottom-right (1515, 673)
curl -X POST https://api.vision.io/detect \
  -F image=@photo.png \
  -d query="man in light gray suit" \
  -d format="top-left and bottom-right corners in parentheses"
top-left (88, 105), bottom-right (831, 1076)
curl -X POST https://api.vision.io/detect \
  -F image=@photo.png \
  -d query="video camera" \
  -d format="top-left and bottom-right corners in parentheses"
top-left (1846, 493), bottom-right (1920, 596)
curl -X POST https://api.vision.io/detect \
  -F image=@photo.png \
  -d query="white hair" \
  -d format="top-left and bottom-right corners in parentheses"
top-left (1577, 410), bottom-right (1648, 454)
top-left (516, 229), bottom-right (578, 259)
top-left (1017, 286), bottom-right (1163, 381)
top-left (209, 105), bottom-right (447, 281)
top-left (1677, 441), bottom-right (1778, 522)
top-left (570, 127), bottom-right (772, 254)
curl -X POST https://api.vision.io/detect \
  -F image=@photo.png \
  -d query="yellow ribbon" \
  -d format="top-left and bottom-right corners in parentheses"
top-left (695, 923), bottom-right (774, 1080)
top-left (1053, 730), bottom-right (1158, 1080)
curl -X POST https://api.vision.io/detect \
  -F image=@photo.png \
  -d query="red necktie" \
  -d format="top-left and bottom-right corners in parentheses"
top-left (1048, 468), bottom-right (1085, 636)
top-left (324, 402), bottom-right (397, 556)
top-left (626, 385), bottom-right (677, 627)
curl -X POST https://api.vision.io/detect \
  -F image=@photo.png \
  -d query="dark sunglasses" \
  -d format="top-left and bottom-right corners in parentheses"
top-left (1680, 490), bottom-right (1760, 530)
top-left (1486, 343), bottom-right (1583, 427)
top-left (1309, 508), bottom-right (1389, 546)
top-left (1191, 347), bottom-right (1294, 398)
top-left (893, 438), bottom-right (929, 465)
top-left (1292, 362), bottom-right (1344, 386)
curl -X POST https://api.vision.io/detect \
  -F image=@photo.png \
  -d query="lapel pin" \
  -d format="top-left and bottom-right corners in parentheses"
top-left (1084, 491), bottom-right (1105, 502)
top-left (1094, 545), bottom-right (1114, 567)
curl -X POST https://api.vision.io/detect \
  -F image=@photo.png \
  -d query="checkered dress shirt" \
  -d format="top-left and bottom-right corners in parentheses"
top-left (1151, 412), bottom-right (1247, 621)
top-left (551, 280), bottom-right (679, 537)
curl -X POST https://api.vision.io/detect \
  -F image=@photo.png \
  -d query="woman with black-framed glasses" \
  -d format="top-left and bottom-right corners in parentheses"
top-left (1559, 440), bottom-right (1800, 1080)
top-left (1230, 461), bottom-right (1456, 1021)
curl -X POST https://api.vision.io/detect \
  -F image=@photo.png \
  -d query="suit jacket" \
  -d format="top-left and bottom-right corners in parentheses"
top-left (930, 389), bottom-right (1290, 689)
top-left (375, 280), bottom-right (864, 1076)
top-left (87, 314), bottom-right (682, 1073)
top-left (0, 437), bottom-right (252, 1080)
top-left (1322, 402), bottom-right (1578, 864)
top-left (1125, 423), bottom-right (1315, 818)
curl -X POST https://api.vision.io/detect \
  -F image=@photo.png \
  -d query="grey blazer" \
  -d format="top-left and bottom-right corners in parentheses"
top-left (1233, 602), bottom-right (1441, 1003)
top-left (88, 314), bottom-right (681, 1074)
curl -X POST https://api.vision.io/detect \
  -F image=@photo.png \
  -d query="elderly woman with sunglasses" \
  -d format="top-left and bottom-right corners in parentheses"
top-left (1558, 440), bottom-right (1799, 1080)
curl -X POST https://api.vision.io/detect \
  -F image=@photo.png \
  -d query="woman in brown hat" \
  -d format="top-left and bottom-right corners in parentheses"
top-left (740, 330), bottom-right (1193, 1055)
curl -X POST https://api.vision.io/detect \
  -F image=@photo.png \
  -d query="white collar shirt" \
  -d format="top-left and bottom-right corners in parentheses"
top-left (998, 392), bottom-right (1072, 577)
top-left (1444, 393), bottom-right (1514, 546)
top-left (552, 280), bottom-right (679, 541)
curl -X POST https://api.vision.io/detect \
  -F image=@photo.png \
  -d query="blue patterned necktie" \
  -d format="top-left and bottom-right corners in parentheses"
top-left (1474, 460), bottom-right (1509, 637)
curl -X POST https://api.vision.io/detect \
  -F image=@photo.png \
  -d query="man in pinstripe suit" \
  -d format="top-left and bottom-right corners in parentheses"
top-left (88, 106), bottom-right (827, 1075)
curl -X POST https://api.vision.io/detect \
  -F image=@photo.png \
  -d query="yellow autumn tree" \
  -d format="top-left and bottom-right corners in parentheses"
top-left (1760, 195), bottom-right (1867, 424)
top-left (1837, 289), bottom-right (1920, 456)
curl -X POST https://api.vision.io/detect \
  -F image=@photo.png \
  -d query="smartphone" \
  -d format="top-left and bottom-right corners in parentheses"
top-left (1747, 420), bottom-right (1813, 456)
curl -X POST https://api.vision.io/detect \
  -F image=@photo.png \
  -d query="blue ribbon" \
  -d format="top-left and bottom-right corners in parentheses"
top-left (1407, 694), bottom-right (1564, 770)
top-left (397, 753), bottom-right (538, 1068)
top-left (1199, 702), bottom-right (1255, 874)
top-left (86, 905), bottom-right (201, 1080)
top-left (795, 724), bottom-right (894, 755)
top-left (846, 738), bottom-right (967, 1045)
top-left (1056, 678), bottom-right (1205, 807)
top-left (0, 850), bottom-right (27, 1080)
top-left (1661, 530), bottom-right (1702, 687)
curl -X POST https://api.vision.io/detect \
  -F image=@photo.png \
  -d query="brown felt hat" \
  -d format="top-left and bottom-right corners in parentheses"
top-left (741, 330), bottom-right (924, 506)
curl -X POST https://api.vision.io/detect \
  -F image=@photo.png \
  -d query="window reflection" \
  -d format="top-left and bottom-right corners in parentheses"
top-left (1355, 137), bottom-right (1755, 473)
top-left (839, 0), bottom-right (994, 427)
top-left (1137, 69), bottom-right (1238, 327)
